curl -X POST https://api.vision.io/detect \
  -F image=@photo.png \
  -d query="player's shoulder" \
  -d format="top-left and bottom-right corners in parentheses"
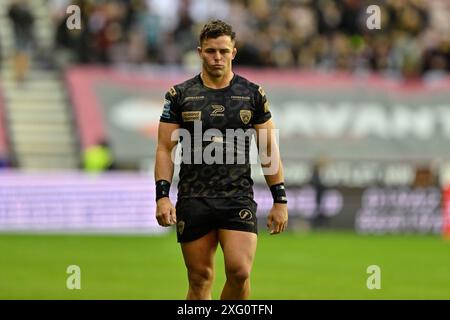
top-left (233, 74), bottom-right (266, 96)
top-left (166, 75), bottom-right (201, 98)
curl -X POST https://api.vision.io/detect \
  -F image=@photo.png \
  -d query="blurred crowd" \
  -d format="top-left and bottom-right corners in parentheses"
top-left (9, 0), bottom-right (450, 78)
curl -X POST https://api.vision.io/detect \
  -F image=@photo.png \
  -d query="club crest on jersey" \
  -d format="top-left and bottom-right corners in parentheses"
top-left (240, 110), bottom-right (252, 125)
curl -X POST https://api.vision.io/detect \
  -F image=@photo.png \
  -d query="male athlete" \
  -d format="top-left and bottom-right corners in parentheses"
top-left (154, 20), bottom-right (288, 300)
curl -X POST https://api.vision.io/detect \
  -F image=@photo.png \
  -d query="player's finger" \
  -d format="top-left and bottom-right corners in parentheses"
top-left (160, 211), bottom-right (171, 227)
top-left (274, 223), bottom-right (281, 234)
top-left (270, 221), bottom-right (280, 235)
top-left (278, 220), bottom-right (286, 234)
top-left (267, 216), bottom-right (273, 230)
top-left (165, 211), bottom-right (174, 226)
top-left (170, 207), bottom-right (177, 225)
top-left (156, 214), bottom-right (164, 227)
top-left (276, 221), bottom-right (283, 234)
top-left (270, 220), bottom-right (278, 234)
top-left (269, 224), bottom-right (276, 234)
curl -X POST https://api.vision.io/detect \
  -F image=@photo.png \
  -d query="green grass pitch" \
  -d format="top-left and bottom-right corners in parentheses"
top-left (0, 231), bottom-right (449, 299)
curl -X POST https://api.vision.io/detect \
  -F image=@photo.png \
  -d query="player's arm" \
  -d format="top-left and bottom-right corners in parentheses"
top-left (154, 88), bottom-right (181, 227)
top-left (154, 122), bottom-right (179, 227)
top-left (155, 122), bottom-right (179, 183)
top-left (254, 118), bottom-right (288, 235)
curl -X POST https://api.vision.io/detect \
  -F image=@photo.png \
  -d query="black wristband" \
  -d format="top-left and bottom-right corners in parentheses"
top-left (270, 183), bottom-right (287, 204)
top-left (156, 180), bottom-right (171, 201)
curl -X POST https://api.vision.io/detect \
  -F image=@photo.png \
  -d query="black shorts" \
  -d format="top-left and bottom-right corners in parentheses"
top-left (175, 197), bottom-right (258, 243)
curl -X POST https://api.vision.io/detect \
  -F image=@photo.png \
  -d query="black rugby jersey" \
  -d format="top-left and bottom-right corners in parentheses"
top-left (160, 74), bottom-right (271, 199)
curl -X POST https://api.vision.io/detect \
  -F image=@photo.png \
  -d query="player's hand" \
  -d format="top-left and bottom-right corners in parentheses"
top-left (156, 198), bottom-right (177, 227)
top-left (267, 203), bottom-right (288, 235)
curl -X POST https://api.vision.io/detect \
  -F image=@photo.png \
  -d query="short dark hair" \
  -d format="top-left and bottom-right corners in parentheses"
top-left (199, 20), bottom-right (236, 45)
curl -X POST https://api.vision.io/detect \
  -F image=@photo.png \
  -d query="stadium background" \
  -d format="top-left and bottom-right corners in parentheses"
top-left (0, 0), bottom-right (449, 299)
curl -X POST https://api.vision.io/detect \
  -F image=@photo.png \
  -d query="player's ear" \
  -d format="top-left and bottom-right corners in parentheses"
top-left (232, 47), bottom-right (237, 60)
top-left (197, 46), bottom-right (202, 57)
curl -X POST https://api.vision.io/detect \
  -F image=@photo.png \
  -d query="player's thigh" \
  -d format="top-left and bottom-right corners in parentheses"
top-left (181, 230), bottom-right (219, 273)
top-left (218, 229), bottom-right (257, 273)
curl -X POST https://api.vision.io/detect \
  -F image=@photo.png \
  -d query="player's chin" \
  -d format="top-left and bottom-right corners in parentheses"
top-left (208, 68), bottom-right (225, 77)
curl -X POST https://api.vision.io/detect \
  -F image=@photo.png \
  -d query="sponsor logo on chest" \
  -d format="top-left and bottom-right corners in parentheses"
top-left (182, 111), bottom-right (202, 122)
top-left (210, 105), bottom-right (225, 117)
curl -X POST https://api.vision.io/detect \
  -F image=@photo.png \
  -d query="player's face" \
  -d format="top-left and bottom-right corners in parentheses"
top-left (198, 35), bottom-right (237, 78)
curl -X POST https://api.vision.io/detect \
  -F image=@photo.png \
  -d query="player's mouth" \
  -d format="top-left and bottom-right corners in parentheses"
top-left (212, 64), bottom-right (224, 69)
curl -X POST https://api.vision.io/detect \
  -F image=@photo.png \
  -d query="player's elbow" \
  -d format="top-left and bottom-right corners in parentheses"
top-left (156, 140), bottom-right (177, 154)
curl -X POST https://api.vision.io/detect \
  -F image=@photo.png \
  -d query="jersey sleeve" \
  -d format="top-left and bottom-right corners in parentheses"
top-left (160, 87), bottom-right (181, 124)
top-left (253, 86), bottom-right (272, 124)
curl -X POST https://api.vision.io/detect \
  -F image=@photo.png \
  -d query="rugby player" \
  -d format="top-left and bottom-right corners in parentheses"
top-left (155, 20), bottom-right (288, 300)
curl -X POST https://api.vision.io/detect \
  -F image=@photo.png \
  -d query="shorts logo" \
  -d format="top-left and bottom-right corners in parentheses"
top-left (211, 105), bottom-right (225, 117)
top-left (177, 220), bottom-right (185, 235)
top-left (239, 209), bottom-right (253, 221)
top-left (240, 110), bottom-right (252, 125)
top-left (182, 111), bottom-right (202, 122)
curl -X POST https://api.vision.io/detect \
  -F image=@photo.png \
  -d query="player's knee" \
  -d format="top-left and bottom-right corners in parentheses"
top-left (225, 265), bottom-right (251, 284)
top-left (187, 266), bottom-right (214, 288)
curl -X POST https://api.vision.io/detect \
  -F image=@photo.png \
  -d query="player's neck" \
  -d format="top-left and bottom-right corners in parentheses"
top-left (200, 71), bottom-right (234, 89)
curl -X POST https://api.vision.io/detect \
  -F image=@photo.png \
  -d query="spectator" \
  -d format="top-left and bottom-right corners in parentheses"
top-left (8, 0), bottom-right (35, 83)
top-left (83, 140), bottom-right (115, 173)
top-left (310, 156), bottom-right (329, 229)
top-left (50, 0), bottom-right (449, 77)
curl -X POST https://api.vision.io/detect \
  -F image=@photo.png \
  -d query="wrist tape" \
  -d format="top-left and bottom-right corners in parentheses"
top-left (270, 183), bottom-right (287, 204)
top-left (156, 180), bottom-right (171, 201)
